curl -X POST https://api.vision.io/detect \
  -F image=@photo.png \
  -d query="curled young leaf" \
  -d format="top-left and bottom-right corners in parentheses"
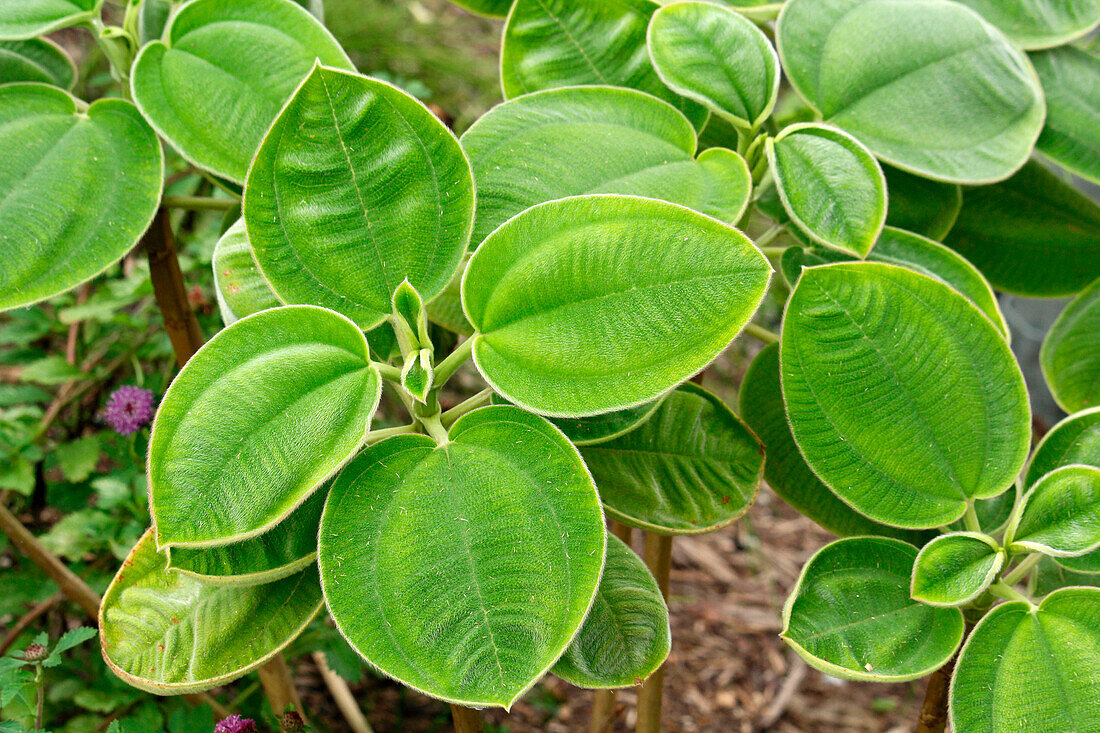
top-left (1031, 46), bottom-right (1100, 184)
top-left (910, 532), bottom-right (1003, 607)
top-left (463, 194), bottom-right (771, 417)
top-left (951, 587), bottom-right (1100, 732)
top-left (552, 534), bottom-right (670, 688)
top-left (777, 0), bottom-right (1045, 183)
top-left (245, 65), bottom-right (475, 329)
top-left (100, 530), bottom-right (323, 694)
top-left (783, 537), bottom-right (965, 682)
top-left (149, 306), bottom-right (381, 548)
top-left (131, 0), bottom-right (353, 183)
top-left (501, 0), bottom-right (707, 128)
top-left (1007, 464), bottom-right (1100, 557)
top-left (582, 383), bottom-right (762, 535)
top-left (0, 38), bottom-right (75, 88)
top-left (647, 1), bottom-right (779, 129)
top-left (767, 123), bottom-right (887, 258)
top-left (781, 262), bottom-right (1030, 529)
top-left (1041, 277), bottom-right (1100, 414)
top-left (319, 405), bottom-right (605, 709)
top-left (461, 85), bottom-right (751, 246)
top-left (0, 84), bottom-right (163, 311)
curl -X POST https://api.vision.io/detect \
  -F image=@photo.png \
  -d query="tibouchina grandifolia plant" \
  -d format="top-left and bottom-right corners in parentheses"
top-left (1, 0), bottom-right (1099, 731)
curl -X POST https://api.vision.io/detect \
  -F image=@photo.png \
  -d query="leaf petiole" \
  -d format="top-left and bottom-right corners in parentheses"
top-left (432, 337), bottom-right (474, 388)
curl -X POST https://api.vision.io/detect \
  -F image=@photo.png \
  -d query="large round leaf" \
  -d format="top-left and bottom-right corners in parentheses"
top-left (131, 0), bottom-right (353, 183)
top-left (955, 0), bottom-right (1100, 49)
top-left (882, 164), bottom-right (961, 241)
top-left (149, 306), bottom-right (381, 548)
top-left (776, 0), bottom-right (1045, 183)
top-left (781, 262), bottom-right (1030, 529)
top-left (950, 587), bottom-right (1100, 733)
top-left (245, 65), bottom-right (475, 330)
top-left (910, 532), bottom-right (1003, 607)
top-left (501, 0), bottom-right (707, 128)
top-left (165, 483), bottom-right (326, 586)
top-left (1041, 276), bottom-right (1100, 413)
top-left (1031, 46), bottom-right (1100, 184)
top-left (0, 0), bottom-right (97, 39)
top-left (944, 161), bottom-right (1100, 296)
top-left (463, 194), bottom-right (771, 417)
top-left (99, 530), bottom-right (323, 694)
top-left (647, 1), bottom-right (779, 129)
top-left (1026, 407), bottom-right (1100, 486)
top-left (552, 534), bottom-right (670, 688)
top-left (491, 393), bottom-right (665, 447)
top-left (0, 84), bottom-right (162, 311)
top-left (782, 536), bottom-right (965, 682)
top-left (767, 123), bottom-right (886, 258)
top-left (739, 344), bottom-right (932, 543)
top-left (212, 219), bottom-right (281, 326)
top-left (460, 85), bottom-right (750, 246)
top-left (0, 39), bottom-right (75, 88)
top-left (1007, 465), bottom-right (1100, 557)
top-left (581, 383), bottom-right (762, 535)
top-left (318, 405), bottom-right (605, 709)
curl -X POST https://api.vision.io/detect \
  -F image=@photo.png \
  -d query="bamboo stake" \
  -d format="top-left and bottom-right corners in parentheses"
top-left (635, 533), bottom-right (673, 733)
top-left (450, 704), bottom-right (484, 732)
top-left (312, 652), bottom-right (374, 733)
top-left (256, 655), bottom-right (304, 721)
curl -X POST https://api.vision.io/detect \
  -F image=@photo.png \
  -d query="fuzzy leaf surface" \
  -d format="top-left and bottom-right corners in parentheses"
top-left (212, 219), bottom-right (281, 326)
top-left (1041, 277), bottom-right (1100, 413)
top-left (1031, 46), bottom-right (1100, 184)
top-left (1009, 465), bottom-right (1100, 557)
top-left (910, 532), bottom-right (1003, 607)
top-left (0, 39), bottom-right (74, 87)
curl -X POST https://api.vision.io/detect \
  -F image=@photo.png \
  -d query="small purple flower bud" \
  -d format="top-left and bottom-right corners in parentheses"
top-left (214, 714), bottom-right (257, 733)
top-left (21, 643), bottom-right (47, 662)
top-left (103, 385), bottom-right (155, 435)
top-left (280, 711), bottom-right (305, 732)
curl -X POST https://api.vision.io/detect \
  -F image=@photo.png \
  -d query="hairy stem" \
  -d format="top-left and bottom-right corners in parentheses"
top-left (144, 208), bottom-right (204, 368)
top-left (433, 337), bottom-right (473, 388)
top-left (1002, 553), bottom-right (1041, 587)
top-left (743, 323), bottom-right (780, 344)
top-left (636, 533), bottom-right (673, 733)
top-left (374, 362), bottom-right (403, 382)
top-left (312, 652), bottom-right (374, 733)
top-left (440, 388), bottom-right (493, 427)
top-left (161, 195), bottom-right (239, 211)
top-left (916, 653), bottom-right (957, 733)
top-left (962, 502), bottom-right (982, 533)
top-left (450, 704), bottom-right (484, 733)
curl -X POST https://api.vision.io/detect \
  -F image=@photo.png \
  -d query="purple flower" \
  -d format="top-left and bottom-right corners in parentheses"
top-left (214, 715), bottom-right (257, 733)
top-left (104, 385), bottom-right (155, 435)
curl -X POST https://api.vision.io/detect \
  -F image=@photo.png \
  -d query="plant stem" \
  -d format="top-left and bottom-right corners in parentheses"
top-left (0, 593), bottom-right (61, 656)
top-left (742, 323), bottom-right (779, 344)
top-left (433, 337), bottom-right (474, 388)
top-left (374, 362), bottom-right (403, 382)
top-left (450, 704), bottom-right (484, 733)
top-left (989, 581), bottom-right (1034, 606)
top-left (144, 208), bottom-right (204, 368)
top-left (34, 663), bottom-right (44, 729)
top-left (312, 652), bottom-right (374, 733)
top-left (915, 653), bottom-right (958, 733)
top-left (1002, 553), bottom-right (1042, 587)
top-left (256, 655), bottom-right (305, 722)
top-left (754, 223), bottom-right (785, 249)
top-left (588, 522), bottom-right (634, 733)
top-left (365, 424), bottom-right (419, 444)
top-left (419, 413), bottom-right (450, 445)
top-left (636, 533), bottom-right (673, 733)
top-left (161, 195), bottom-right (239, 211)
top-left (440, 388), bottom-right (493, 427)
top-left (759, 246), bottom-right (788, 258)
top-left (962, 502), bottom-right (982, 533)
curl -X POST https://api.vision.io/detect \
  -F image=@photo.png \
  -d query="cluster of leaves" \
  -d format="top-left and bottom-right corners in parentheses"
top-left (1, 0), bottom-right (1099, 731)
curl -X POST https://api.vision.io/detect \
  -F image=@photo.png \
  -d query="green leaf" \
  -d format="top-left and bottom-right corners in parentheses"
top-left (18, 356), bottom-right (85, 385)
top-left (781, 262), bottom-right (1030, 529)
top-left (581, 383), bottom-right (761, 535)
top-left (100, 530), bottom-right (323, 694)
top-left (391, 280), bottom-right (431, 356)
top-left (954, 0), bottom-right (1100, 49)
top-left (647, 1), bottom-right (779, 129)
top-left (1026, 407), bottom-right (1100, 487)
top-left (782, 227), bottom-right (1009, 337)
top-left (56, 435), bottom-right (101, 482)
top-left (1007, 465), bottom-right (1100, 557)
top-left (461, 86), bottom-right (750, 246)
top-left (131, 0), bottom-right (353, 183)
top-left (950, 587), bottom-right (1100, 733)
top-left (212, 219), bottom-right (281, 326)
top-left (401, 349), bottom-right (434, 403)
top-left (739, 343), bottom-right (933, 543)
top-left (463, 194), bottom-right (771, 417)
top-left (882, 164), bottom-right (961, 241)
top-left (1041, 276), bottom-right (1100, 413)
top-left (551, 534), bottom-right (669, 688)
top-left (427, 265), bottom-right (474, 336)
top-left (0, 0), bottom-right (97, 39)
top-left (910, 532), bottom-right (1003, 607)
top-left (0, 84), bottom-right (162, 311)
top-left (43, 626), bottom-right (96, 668)
top-left (1031, 46), bottom-right (1100, 184)
top-left (777, 0), bottom-right (1045, 183)
top-left (165, 482), bottom-right (325, 586)
top-left (447, 0), bottom-right (511, 17)
top-left (944, 161), bottom-right (1100, 297)
top-left (148, 305), bottom-right (381, 548)
top-left (245, 65), bottom-right (475, 330)
top-left (767, 123), bottom-right (886, 258)
top-left (782, 537), bottom-right (964, 682)
top-left (501, 0), bottom-right (708, 129)
top-left (493, 393), bottom-right (665, 448)
top-left (0, 39), bottom-right (74, 88)
top-left (318, 405), bottom-right (605, 709)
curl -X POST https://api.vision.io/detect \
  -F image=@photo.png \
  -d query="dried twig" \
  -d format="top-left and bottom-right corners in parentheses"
top-left (312, 652), bottom-right (374, 733)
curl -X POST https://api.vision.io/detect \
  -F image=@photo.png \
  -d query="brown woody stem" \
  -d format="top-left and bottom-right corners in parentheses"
top-left (256, 655), bottom-right (305, 721)
top-left (916, 654), bottom-right (958, 733)
top-left (144, 208), bottom-right (203, 367)
top-left (450, 704), bottom-right (484, 733)
top-left (636, 532), bottom-right (673, 733)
